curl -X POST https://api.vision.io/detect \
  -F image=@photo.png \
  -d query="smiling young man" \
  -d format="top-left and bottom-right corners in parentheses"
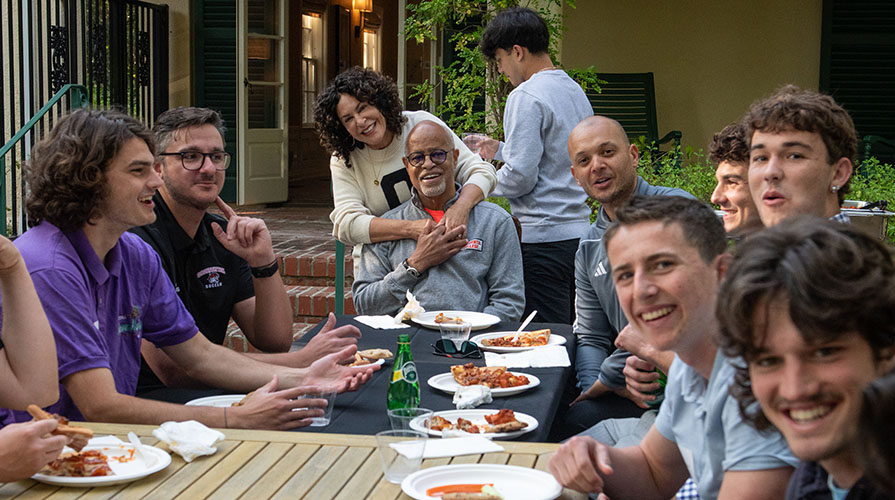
top-left (745, 86), bottom-right (856, 226)
top-left (353, 120), bottom-right (524, 322)
top-left (132, 107), bottom-right (360, 395)
top-left (710, 122), bottom-right (762, 237)
top-left (717, 219), bottom-right (895, 500)
top-left (561, 116), bottom-right (693, 437)
top-left (549, 196), bottom-right (797, 500)
top-left (471, 7), bottom-right (594, 325)
top-left (0, 108), bottom-right (376, 431)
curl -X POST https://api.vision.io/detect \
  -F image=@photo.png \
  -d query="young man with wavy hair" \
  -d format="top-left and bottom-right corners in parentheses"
top-left (745, 86), bottom-right (856, 226)
top-left (717, 218), bottom-right (895, 499)
top-left (0, 108), bottom-right (376, 431)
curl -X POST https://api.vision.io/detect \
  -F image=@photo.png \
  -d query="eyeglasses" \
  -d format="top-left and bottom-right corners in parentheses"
top-left (431, 339), bottom-right (482, 359)
top-left (159, 151), bottom-right (231, 171)
top-left (406, 149), bottom-right (449, 168)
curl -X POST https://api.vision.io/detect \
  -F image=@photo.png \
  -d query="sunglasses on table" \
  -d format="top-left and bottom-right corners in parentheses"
top-left (431, 339), bottom-right (482, 359)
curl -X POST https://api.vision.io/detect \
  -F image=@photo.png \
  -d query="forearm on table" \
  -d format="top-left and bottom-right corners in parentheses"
top-left (161, 335), bottom-right (295, 392)
top-left (602, 430), bottom-right (688, 499)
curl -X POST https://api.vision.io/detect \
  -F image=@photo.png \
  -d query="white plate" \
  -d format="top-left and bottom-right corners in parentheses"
top-left (470, 331), bottom-right (567, 353)
top-left (409, 409), bottom-right (538, 440)
top-left (185, 394), bottom-right (246, 407)
top-left (426, 371), bottom-right (539, 397)
top-left (32, 444), bottom-right (171, 487)
top-left (412, 311), bottom-right (501, 331)
top-left (401, 463), bottom-right (561, 500)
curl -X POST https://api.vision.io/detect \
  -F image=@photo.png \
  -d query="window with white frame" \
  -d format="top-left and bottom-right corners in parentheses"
top-left (301, 12), bottom-right (323, 126)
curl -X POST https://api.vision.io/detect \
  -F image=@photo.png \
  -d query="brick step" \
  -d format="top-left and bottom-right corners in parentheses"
top-left (280, 250), bottom-right (353, 283)
top-left (286, 284), bottom-right (356, 320)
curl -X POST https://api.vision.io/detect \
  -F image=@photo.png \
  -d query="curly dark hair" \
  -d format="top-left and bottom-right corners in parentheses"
top-left (744, 85), bottom-right (858, 204)
top-left (313, 67), bottom-right (406, 167)
top-left (604, 195), bottom-right (728, 265)
top-left (479, 7), bottom-right (549, 59)
top-left (26, 108), bottom-right (154, 231)
top-left (857, 373), bottom-right (895, 493)
top-left (717, 217), bottom-right (895, 430)
top-left (153, 106), bottom-right (226, 153)
top-left (709, 122), bottom-right (749, 166)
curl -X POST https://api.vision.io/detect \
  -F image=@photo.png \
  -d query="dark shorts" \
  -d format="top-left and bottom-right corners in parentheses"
top-left (521, 238), bottom-right (579, 324)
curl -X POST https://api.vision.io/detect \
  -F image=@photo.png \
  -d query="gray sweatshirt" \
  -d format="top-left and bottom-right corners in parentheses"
top-left (353, 187), bottom-right (524, 322)
top-left (493, 69), bottom-right (593, 243)
top-left (575, 178), bottom-right (694, 390)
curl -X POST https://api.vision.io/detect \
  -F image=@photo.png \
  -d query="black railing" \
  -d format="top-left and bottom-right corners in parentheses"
top-left (0, 0), bottom-right (168, 235)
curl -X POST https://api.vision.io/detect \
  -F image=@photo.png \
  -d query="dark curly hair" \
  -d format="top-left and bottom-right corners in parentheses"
top-left (709, 122), bottom-right (749, 166)
top-left (744, 85), bottom-right (857, 204)
top-left (26, 108), bottom-right (154, 231)
top-left (857, 373), bottom-right (895, 493)
top-left (313, 67), bottom-right (406, 167)
top-left (717, 217), bottom-right (895, 430)
top-left (604, 195), bottom-right (728, 265)
top-left (479, 7), bottom-right (549, 59)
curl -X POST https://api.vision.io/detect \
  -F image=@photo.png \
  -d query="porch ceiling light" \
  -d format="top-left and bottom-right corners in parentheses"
top-left (353, 0), bottom-right (373, 13)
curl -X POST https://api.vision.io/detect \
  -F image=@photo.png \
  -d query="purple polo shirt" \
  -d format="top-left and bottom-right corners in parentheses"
top-left (0, 222), bottom-right (197, 425)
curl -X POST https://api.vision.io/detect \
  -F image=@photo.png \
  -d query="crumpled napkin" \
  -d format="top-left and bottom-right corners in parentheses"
top-left (452, 385), bottom-right (493, 409)
top-left (394, 290), bottom-right (425, 323)
top-left (484, 345), bottom-right (571, 368)
top-left (152, 420), bottom-right (225, 462)
top-left (354, 315), bottom-right (410, 329)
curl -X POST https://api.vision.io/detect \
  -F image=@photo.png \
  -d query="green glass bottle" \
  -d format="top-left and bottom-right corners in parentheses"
top-left (387, 333), bottom-right (420, 410)
top-left (645, 368), bottom-right (667, 409)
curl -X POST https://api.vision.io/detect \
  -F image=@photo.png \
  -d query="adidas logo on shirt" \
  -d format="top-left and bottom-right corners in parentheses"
top-left (594, 261), bottom-right (608, 277)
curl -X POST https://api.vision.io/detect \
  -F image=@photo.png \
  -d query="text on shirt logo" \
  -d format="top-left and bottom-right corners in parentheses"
top-left (464, 239), bottom-right (483, 251)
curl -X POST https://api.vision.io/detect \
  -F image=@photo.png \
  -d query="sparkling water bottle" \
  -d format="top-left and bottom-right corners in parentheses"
top-left (387, 333), bottom-right (420, 410)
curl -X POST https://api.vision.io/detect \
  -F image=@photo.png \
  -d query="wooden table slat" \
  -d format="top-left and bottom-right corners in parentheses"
top-left (237, 444), bottom-right (318, 500)
top-left (209, 442), bottom-right (292, 500)
top-left (269, 445), bottom-right (346, 500)
top-left (140, 440), bottom-right (239, 500)
top-left (173, 441), bottom-right (266, 500)
top-left (332, 451), bottom-right (388, 500)
top-left (304, 446), bottom-right (373, 500)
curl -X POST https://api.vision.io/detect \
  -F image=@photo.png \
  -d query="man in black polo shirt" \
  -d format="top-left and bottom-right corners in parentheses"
top-left (133, 106), bottom-right (360, 393)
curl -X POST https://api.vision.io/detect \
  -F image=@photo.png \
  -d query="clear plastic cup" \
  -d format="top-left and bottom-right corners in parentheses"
top-left (387, 407), bottom-right (433, 433)
top-left (299, 387), bottom-right (338, 426)
top-left (439, 320), bottom-right (472, 350)
top-left (376, 429), bottom-right (428, 483)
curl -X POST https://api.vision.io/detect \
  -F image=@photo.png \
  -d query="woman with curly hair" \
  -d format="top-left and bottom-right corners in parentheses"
top-left (314, 67), bottom-right (496, 248)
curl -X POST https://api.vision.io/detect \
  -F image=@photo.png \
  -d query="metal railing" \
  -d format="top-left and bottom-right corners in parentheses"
top-left (0, 84), bottom-right (88, 236)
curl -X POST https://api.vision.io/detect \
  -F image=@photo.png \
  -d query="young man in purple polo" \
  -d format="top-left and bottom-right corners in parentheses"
top-left (0, 108), bottom-right (376, 431)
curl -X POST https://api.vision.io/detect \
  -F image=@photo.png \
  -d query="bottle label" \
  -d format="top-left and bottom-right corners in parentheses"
top-left (401, 361), bottom-right (418, 383)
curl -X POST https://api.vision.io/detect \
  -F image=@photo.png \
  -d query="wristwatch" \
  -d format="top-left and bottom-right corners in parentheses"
top-left (402, 259), bottom-right (422, 278)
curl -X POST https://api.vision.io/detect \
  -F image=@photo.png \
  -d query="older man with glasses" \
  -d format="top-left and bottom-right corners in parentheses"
top-left (132, 107), bottom-right (361, 395)
top-left (352, 120), bottom-right (524, 322)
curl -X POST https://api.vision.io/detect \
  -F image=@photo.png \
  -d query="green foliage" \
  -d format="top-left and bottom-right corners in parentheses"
top-left (405, 0), bottom-right (597, 137)
top-left (849, 157), bottom-right (895, 243)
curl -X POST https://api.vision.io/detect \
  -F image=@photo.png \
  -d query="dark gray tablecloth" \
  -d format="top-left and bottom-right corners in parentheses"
top-left (292, 316), bottom-right (575, 442)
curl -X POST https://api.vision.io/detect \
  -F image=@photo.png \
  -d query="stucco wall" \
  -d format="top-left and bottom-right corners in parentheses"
top-left (561, 0), bottom-right (822, 151)
top-left (146, 0), bottom-right (191, 107)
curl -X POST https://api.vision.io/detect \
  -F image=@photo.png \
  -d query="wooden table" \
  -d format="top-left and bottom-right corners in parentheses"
top-left (0, 422), bottom-right (587, 500)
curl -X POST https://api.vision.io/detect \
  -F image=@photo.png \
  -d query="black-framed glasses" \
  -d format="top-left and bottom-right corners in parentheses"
top-left (159, 151), bottom-right (231, 171)
top-left (432, 339), bottom-right (482, 359)
top-left (406, 149), bottom-right (449, 168)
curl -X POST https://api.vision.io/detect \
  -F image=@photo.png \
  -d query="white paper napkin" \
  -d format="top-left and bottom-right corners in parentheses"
top-left (152, 420), bottom-right (226, 462)
top-left (86, 435), bottom-right (125, 446)
top-left (391, 436), bottom-right (504, 459)
top-left (354, 315), bottom-right (411, 329)
top-left (484, 345), bottom-right (571, 368)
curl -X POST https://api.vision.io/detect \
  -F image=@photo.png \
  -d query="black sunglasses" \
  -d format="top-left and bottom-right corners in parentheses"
top-left (431, 339), bottom-right (482, 359)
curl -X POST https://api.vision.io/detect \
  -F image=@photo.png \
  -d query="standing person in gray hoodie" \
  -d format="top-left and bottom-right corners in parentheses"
top-left (470, 7), bottom-right (592, 324)
top-left (353, 121), bottom-right (524, 322)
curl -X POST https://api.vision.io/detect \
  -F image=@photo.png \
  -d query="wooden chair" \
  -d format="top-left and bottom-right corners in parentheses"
top-left (585, 72), bottom-right (682, 164)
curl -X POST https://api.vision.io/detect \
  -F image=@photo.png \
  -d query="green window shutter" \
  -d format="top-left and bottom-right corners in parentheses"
top-left (820, 0), bottom-right (895, 162)
top-left (193, 0), bottom-right (238, 202)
